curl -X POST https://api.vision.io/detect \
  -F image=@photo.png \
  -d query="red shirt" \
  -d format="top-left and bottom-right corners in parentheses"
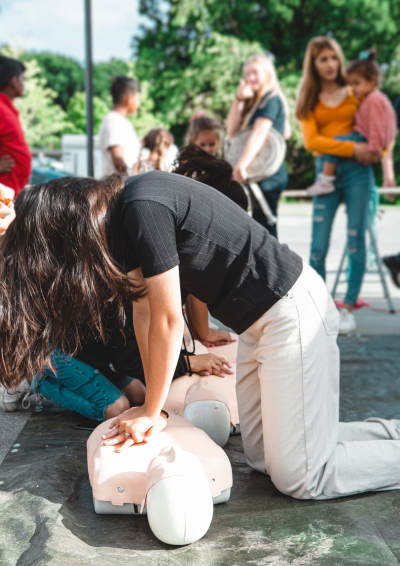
top-left (0, 92), bottom-right (31, 196)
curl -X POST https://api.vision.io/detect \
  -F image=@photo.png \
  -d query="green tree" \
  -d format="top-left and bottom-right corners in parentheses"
top-left (137, 0), bottom-right (400, 67)
top-left (21, 52), bottom-right (84, 110)
top-left (134, 30), bottom-right (263, 141)
top-left (93, 58), bottom-right (131, 100)
top-left (64, 92), bottom-right (109, 135)
top-left (134, 0), bottom-right (400, 187)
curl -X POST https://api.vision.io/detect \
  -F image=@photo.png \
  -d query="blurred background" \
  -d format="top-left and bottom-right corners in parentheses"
top-left (1, 0), bottom-right (400, 193)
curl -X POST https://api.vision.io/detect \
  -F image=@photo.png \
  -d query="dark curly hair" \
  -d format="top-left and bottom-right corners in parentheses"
top-left (0, 175), bottom-right (144, 388)
top-left (173, 145), bottom-right (248, 211)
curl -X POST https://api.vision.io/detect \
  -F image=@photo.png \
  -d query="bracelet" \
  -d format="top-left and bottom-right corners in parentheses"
top-left (161, 409), bottom-right (169, 419)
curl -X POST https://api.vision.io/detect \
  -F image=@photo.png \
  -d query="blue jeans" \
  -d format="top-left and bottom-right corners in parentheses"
top-left (323, 132), bottom-right (364, 166)
top-left (310, 139), bottom-right (374, 305)
top-left (32, 350), bottom-right (134, 421)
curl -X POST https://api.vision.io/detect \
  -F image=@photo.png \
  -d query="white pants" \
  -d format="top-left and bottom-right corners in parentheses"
top-left (236, 264), bottom-right (400, 500)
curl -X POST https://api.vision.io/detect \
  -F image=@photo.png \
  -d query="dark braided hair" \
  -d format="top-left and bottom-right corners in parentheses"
top-left (173, 145), bottom-right (248, 211)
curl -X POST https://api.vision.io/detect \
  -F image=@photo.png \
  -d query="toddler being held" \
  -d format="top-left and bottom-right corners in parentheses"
top-left (308, 50), bottom-right (397, 196)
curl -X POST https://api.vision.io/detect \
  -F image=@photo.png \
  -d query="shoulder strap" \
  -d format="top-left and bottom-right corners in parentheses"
top-left (258, 90), bottom-right (276, 110)
top-left (247, 182), bottom-right (277, 226)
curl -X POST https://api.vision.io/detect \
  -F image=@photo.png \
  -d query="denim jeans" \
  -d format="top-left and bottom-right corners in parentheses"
top-left (32, 350), bottom-right (134, 421)
top-left (323, 132), bottom-right (364, 166)
top-left (310, 139), bottom-right (374, 305)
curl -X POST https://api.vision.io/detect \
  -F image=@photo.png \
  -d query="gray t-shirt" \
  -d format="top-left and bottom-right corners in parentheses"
top-left (122, 171), bottom-right (302, 334)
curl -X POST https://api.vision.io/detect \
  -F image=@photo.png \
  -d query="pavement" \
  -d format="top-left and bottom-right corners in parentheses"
top-left (0, 202), bottom-right (399, 565)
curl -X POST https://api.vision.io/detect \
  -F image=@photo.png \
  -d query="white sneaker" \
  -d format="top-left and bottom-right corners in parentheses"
top-left (306, 174), bottom-right (336, 197)
top-left (339, 308), bottom-right (356, 335)
top-left (0, 378), bottom-right (31, 412)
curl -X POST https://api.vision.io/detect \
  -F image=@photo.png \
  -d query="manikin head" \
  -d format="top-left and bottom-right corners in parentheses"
top-left (145, 446), bottom-right (213, 545)
top-left (0, 56), bottom-right (26, 99)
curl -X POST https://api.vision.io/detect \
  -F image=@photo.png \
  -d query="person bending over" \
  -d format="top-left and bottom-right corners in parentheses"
top-left (5, 161), bottom-right (400, 501)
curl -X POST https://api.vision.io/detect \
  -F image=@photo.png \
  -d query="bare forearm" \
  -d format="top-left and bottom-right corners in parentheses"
top-left (108, 146), bottom-right (128, 174)
top-left (185, 295), bottom-right (209, 341)
top-left (237, 126), bottom-right (270, 169)
top-left (144, 315), bottom-right (184, 417)
top-left (382, 149), bottom-right (395, 184)
top-left (226, 98), bottom-right (244, 136)
top-left (132, 306), bottom-right (151, 380)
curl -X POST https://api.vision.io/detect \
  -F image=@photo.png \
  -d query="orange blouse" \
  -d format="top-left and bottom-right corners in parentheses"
top-left (300, 91), bottom-right (360, 158)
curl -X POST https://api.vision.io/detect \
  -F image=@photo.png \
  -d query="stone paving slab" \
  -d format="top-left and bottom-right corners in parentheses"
top-left (0, 410), bottom-right (31, 467)
top-left (1, 334), bottom-right (400, 565)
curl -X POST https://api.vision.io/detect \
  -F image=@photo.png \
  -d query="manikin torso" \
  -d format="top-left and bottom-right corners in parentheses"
top-left (88, 414), bottom-right (233, 509)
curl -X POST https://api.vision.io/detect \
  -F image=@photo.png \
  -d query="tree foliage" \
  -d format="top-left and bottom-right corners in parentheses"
top-left (64, 92), bottom-right (109, 135)
top-left (21, 52), bottom-right (84, 110)
top-left (134, 0), bottom-right (400, 187)
top-left (136, 0), bottom-right (400, 66)
top-left (92, 58), bottom-right (131, 101)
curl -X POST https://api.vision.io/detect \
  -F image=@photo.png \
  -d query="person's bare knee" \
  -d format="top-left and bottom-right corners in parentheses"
top-left (105, 394), bottom-right (130, 420)
top-left (122, 379), bottom-right (146, 407)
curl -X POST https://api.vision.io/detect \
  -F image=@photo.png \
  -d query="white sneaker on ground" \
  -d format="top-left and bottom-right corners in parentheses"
top-left (0, 378), bottom-right (32, 412)
top-left (306, 174), bottom-right (336, 197)
top-left (339, 308), bottom-right (356, 335)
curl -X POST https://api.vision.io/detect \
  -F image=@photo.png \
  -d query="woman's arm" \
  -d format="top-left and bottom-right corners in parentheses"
top-left (226, 79), bottom-right (254, 137)
top-left (185, 294), bottom-right (234, 346)
top-left (226, 98), bottom-right (245, 137)
top-left (102, 265), bottom-right (184, 449)
top-left (233, 117), bottom-right (273, 183)
top-left (300, 115), bottom-right (355, 157)
top-left (301, 115), bottom-right (380, 166)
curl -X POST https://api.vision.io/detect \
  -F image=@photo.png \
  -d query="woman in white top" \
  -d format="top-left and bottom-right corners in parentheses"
top-left (99, 76), bottom-right (141, 176)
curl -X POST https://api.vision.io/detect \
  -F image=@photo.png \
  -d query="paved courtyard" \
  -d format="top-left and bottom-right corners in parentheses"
top-left (0, 203), bottom-right (399, 565)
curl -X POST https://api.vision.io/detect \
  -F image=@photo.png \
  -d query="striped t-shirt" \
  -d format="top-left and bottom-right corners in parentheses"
top-left (122, 171), bottom-right (303, 334)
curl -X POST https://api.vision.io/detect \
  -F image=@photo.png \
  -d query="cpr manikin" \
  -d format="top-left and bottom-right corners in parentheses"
top-left (165, 336), bottom-right (240, 447)
top-left (88, 414), bottom-right (232, 545)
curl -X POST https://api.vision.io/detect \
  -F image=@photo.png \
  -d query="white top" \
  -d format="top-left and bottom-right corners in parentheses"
top-left (99, 111), bottom-right (140, 176)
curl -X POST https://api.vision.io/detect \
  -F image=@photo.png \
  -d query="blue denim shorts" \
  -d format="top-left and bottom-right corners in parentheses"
top-left (32, 350), bottom-right (135, 421)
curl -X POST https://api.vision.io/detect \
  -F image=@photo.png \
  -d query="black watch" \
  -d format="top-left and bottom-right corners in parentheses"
top-left (160, 409), bottom-right (169, 419)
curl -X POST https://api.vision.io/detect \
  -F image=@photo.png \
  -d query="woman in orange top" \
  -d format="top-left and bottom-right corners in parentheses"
top-left (296, 36), bottom-right (380, 335)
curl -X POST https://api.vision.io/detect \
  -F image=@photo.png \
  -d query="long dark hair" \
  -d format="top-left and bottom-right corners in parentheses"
top-left (174, 145), bottom-right (248, 211)
top-left (0, 175), bottom-right (144, 388)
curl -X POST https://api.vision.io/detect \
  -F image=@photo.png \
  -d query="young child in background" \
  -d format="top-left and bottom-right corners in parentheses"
top-left (307, 50), bottom-right (397, 196)
top-left (134, 128), bottom-right (174, 173)
top-left (99, 76), bottom-right (141, 176)
top-left (187, 111), bottom-right (221, 156)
